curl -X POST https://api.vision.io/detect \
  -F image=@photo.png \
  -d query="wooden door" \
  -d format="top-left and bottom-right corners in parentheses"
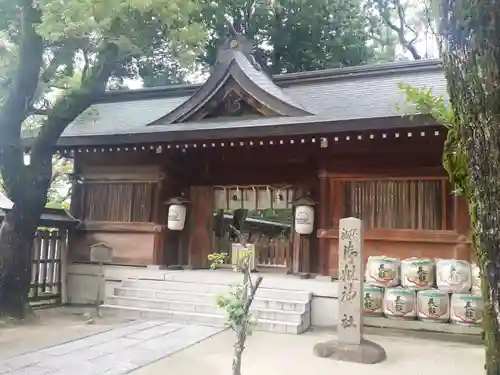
top-left (188, 186), bottom-right (214, 268)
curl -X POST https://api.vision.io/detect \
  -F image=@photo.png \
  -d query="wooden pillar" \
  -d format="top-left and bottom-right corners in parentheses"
top-left (328, 180), bottom-right (342, 278)
top-left (292, 233), bottom-right (311, 274)
top-left (153, 230), bottom-right (164, 265)
top-left (188, 186), bottom-right (214, 268)
top-left (152, 177), bottom-right (165, 265)
top-left (291, 185), bottom-right (315, 275)
top-left (318, 172), bottom-right (329, 275)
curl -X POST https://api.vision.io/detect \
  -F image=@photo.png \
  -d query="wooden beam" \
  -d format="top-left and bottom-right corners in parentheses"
top-left (79, 221), bottom-right (162, 233)
top-left (317, 228), bottom-right (468, 244)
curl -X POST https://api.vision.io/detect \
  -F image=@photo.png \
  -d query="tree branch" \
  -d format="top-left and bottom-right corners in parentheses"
top-left (243, 275), bottom-right (263, 314)
top-left (244, 0), bottom-right (256, 36)
top-left (81, 49), bottom-right (90, 84)
top-left (377, 0), bottom-right (422, 60)
top-left (30, 42), bottom-right (119, 166)
top-left (225, 17), bottom-right (239, 37)
top-left (23, 42), bottom-right (118, 201)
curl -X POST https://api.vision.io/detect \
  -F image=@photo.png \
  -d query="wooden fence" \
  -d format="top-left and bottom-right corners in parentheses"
top-left (29, 229), bottom-right (66, 305)
top-left (255, 235), bottom-right (289, 268)
top-left (213, 233), bottom-right (290, 269)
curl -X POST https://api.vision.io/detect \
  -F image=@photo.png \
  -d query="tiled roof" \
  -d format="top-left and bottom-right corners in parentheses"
top-left (0, 192), bottom-right (78, 227)
top-left (61, 59), bottom-right (447, 145)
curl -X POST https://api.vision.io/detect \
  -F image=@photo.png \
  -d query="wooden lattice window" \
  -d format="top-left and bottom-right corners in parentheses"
top-left (339, 178), bottom-right (447, 230)
top-left (81, 182), bottom-right (156, 222)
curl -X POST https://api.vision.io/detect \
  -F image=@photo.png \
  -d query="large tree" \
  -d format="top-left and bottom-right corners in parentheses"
top-left (0, 0), bottom-right (205, 318)
top-left (364, 0), bottom-right (436, 61)
top-left (437, 0), bottom-right (500, 372)
top-left (199, 0), bottom-right (374, 74)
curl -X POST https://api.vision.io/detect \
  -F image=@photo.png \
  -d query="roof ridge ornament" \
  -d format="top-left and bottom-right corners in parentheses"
top-left (217, 35), bottom-right (262, 71)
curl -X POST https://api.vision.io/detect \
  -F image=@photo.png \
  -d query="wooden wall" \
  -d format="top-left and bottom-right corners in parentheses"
top-left (68, 126), bottom-right (472, 275)
top-left (314, 132), bottom-right (472, 277)
top-left (70, 163), bottom-right (164, 265)
top-left (69, 223), bottom-right (158, 265)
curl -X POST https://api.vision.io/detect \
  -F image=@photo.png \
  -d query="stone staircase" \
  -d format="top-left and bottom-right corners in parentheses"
top-left (101, 278), bottom-right (312, 334)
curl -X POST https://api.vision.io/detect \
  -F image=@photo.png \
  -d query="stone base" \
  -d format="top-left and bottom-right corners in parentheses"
top-left (313, 339), bottom-right (386, 364)
top-left (166, 265), bottom-right (184, 270)
top-left (147, 265), bottom-right (168, 270)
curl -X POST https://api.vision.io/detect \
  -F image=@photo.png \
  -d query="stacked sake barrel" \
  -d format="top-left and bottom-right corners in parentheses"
top-left (362, 255), bottom-right (483, 326)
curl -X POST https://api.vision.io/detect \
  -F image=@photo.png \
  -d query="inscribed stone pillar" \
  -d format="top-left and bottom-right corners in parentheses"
top-left (313, 217), bottom-right (386, 364)
top-left (338, 217), bottom-right (363, 345)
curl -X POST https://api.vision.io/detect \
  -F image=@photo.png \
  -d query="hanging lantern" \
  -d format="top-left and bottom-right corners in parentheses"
top-left (293, 195), bottom-right (316, 235)
top-left (166, 196), bottom-right (190, 231)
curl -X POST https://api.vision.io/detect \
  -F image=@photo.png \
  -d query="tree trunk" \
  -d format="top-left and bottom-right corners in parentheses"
top-left (438, 1), bottom-right (500, 373)
top-left (232, 330), bottom-right (245, 375)
top-left (0, 196), bottom-right (46, 318)
top-left (463, 131), bottom-right (500, 374)
top-left (0, 42), bottom-right (118, 319)
top-left (479, 251), bottom-right (500, 374)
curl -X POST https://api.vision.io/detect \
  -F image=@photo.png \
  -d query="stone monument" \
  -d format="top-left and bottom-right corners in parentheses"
top-left (313, 217), bottom-right (386, 364)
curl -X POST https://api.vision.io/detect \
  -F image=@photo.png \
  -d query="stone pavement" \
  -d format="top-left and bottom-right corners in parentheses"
top-left (0, 321), bottom-right (223, 375)
top-left (131, 329), bottom-right (484, 375)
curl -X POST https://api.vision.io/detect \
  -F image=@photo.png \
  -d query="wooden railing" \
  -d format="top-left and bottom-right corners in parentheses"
top-left (213, 233), bottom-right (290, 268)
top-left (255, 235), bottom-right (290, 268)
top-left (30, 229), bottom-right (67, 305)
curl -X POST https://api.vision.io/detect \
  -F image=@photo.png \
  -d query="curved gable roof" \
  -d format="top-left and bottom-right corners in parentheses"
top-left (148, 39), bottom-right (312, 125)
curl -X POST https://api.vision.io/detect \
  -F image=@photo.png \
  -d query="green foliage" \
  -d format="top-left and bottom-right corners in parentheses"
top-left (208, 250), bottom-right (260, 334)
top-left (0, 0), bottom-right (208, 201)
top-left (397, 82), bottom-right (470, 197)
top-left (216, 285), bottom-right (253, 332)
top-left (208, 252), bottom-right (228, 269)
top-left (199, 0), bottom-right (374, 74)
top-left (46, 156), bottom-right (73, 209)
top-left (0, 0), bottom-right (207, 102)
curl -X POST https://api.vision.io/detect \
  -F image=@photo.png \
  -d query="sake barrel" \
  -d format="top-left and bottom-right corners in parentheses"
top-left (436, 259), bottom-right (472, 293)
top-left (383, 287), bottom-right (417, 319)
top-left (363, 284), bottom-right (384, 316)
top-left (401, 257), bottom-right (435, 290)
top-left (417, 289), bottom-right (450, 323)
top-left (471, 264), bottom-right (481, 294)
top-left (450, 293), bottom-right (484, 326)
top-left (365, 256), bottom-right (400, 287)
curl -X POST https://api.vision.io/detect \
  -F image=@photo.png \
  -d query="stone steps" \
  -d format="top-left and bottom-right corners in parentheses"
top-left (102, 278), bottom-right (312, 334)
top-left (114, 287), bottom-right (309, 312)
top-left (100, 304), bottom-right (308, 334)
top-left (106, 295), bottom-right (305, 323)
top-left (121, 279), bottom-right (311, 302)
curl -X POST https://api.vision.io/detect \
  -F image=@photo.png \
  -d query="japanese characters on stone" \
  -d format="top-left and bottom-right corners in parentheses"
top-left (338, 218), bottom-right (363, 345)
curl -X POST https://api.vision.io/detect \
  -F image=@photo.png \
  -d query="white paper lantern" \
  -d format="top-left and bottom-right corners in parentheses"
top-left (167, 204), bottom-right (187, 231)
top-left (295, 205), bottom-right (314, 235)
